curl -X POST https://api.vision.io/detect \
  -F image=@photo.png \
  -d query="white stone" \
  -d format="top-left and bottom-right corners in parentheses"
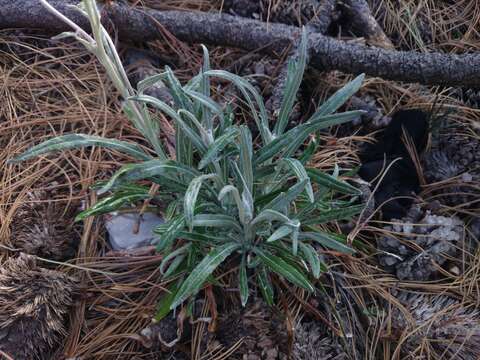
top-left (105, 212), bottom-right (164, 250)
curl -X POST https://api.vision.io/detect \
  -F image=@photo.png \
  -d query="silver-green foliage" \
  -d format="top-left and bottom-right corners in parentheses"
top-left (10, 0), bottom-right (366, 316)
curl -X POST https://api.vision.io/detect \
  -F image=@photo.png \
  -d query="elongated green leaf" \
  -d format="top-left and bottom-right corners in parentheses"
top-left (99, 159), bottom-right (200, 194)
top-left (254, 248), bottom-right (314, 292)
top-left (239, 255), bottom-right (249, 307)
top-left (257, 266), bottom-right (274, 306)
top-left (75, 192), bottom-right (150, 221)
top-left (175, 111), bottom-right (209, 154)
top-left (184, 89), bottom-right (224, 124)
top-left (177, 230), bottom-right (227, 244)
top-left (185, 174), bottom-right (218, 231)
top-left (199, 45), bottom-right (212, 130)
top-left (154, 214), bottom-right (186, 251)
top-left (275, 28), bottom-right (308, 136)
top-left (298, 242), bottom-right (323, 279)
top-left (299, 231), bottom-right (355, 254)
top-left (9, 134), bottom-right (151, 163)
top-left (299, 137), bottom-right (318, 165)
top-left (155, 280), bottom-right (182, 321)
top-left (200, 45), bottom-right (211, 97)
top-left (132, 93), bottom-right (202, 161)
top-left (290, 219), bottom-right (300, 256)
top-left (165, 199), bottom-right (180, 220)
top-left (218, 185), bottom-right (241, 204)
top-left (238, 125), bottom-right (253, 194)
top-left (279, 158), bottom-right (314, 202)
top-left (282, 111), bottom-right (364, 158)
top-left (121, 102), bottom-right (167, 160)
top-left (178, 109), bottom-right (212, 146)
top-left (131, 92), bottom-right (194, 164)
top-left (266, 243), bottom-right (307, 270)
top-left (201, 70), bottom-right (273, 144)
top-left (230, 161), bottom-right (254, 223)
top-left (132, 94), bottom-right (180, 121)
top-left (301, 204), bottom-right (364, 225)
top-left (137, 72), bottom-right (168, 94)
top-left (199, 126), bottom-right (239, 169)
top-left (171, 243), bottom-right (241, 309)
top-left (306, 167), bottom-right (361, 195)
top-left (309, 74), bottom-right (365, 119)
top-left (160, 243), bottom-right (191, 276)
top-left (254, 111), bottom-right (362, 165)
top-left (192, 214), bottom-right (242, 232)
top-left (254, 164), bottom-right (277, 180)
top-left (263, 180), bottom-right (307, 212)
top-left (164, 66), bottom-right (193, 111)
top-left (218, 185), bottom-right (248, 225)
top-left (266, 225), bottom-right (292, 243)
top-left (251, 209), bottom-right (291, 227)
top-left (163, 254), bottom-right (187, 279)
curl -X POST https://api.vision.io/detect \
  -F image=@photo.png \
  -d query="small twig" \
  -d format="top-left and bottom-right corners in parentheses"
top-left (133, 183), bottom-right (160, 234)
top-left (205, 284), bottom-right (218, 332)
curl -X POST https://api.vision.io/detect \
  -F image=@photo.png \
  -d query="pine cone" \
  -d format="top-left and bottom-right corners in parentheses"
top-left (348, 95), bottom-right (391, 128)
top-left (423, 121), bottom-right (480, 211)
top-left (293, 321), bottom-right (347, 360)
top-left (377, 204), bottom-right (464, 280)
top-left (392, 292), bottom-right (480, 359)
top-left (0, 254), bottom-right (75, 360)
top-left (10, 191), bottom-right (80, 260)
top-left (451, 87), bottom-right (480, 109)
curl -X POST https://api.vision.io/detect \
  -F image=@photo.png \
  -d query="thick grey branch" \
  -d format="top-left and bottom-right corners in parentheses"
top-left (1, 0), bottom-right (480, 86)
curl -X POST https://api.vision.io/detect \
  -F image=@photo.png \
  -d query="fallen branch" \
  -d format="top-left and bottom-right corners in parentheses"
top-left (2, 0), bottom-right (480, 86)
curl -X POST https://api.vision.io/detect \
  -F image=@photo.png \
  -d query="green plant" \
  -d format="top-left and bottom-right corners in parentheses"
top-left (11, 0), bottom-right (365, 316)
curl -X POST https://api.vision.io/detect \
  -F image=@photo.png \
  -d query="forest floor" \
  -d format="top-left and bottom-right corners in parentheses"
top-left (1, 1), bottom-right (480, 359)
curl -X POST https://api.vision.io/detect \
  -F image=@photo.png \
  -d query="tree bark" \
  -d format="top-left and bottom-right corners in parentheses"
top-left (1, 0), bottom-right (480, 86)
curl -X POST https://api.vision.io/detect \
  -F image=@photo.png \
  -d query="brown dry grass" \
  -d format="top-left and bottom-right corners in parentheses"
top-left (0, 32), bottom-right (171, 359)
top-left (370, 0), bottom-right (480, 52)
top-left (1, 1), bottom-right (480, 359)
